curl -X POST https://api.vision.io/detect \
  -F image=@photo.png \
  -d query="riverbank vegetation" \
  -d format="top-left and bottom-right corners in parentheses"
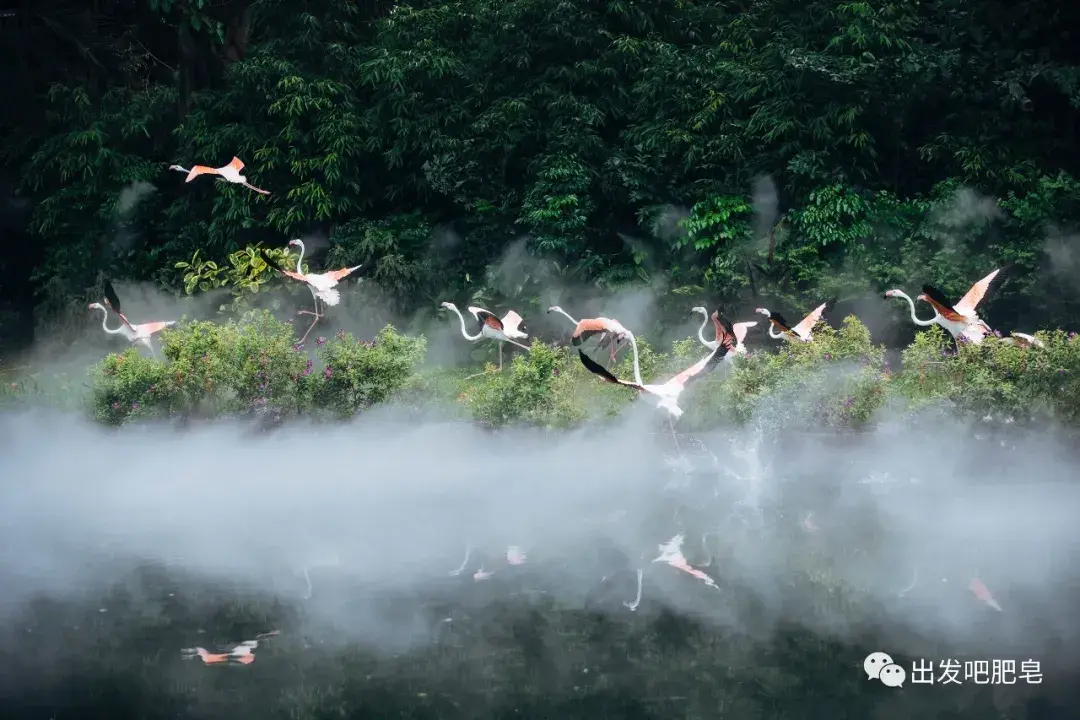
top-left (4, 313), bottom-right (1079, 432)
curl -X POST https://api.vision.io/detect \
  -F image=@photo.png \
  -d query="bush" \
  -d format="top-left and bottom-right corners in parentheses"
top-left (895, 326), bottom-right (1080, 425)
top-left (462, 341), bottom-right (583, 428)
top-left (678, 316), bottom-right (888, 431)
top-left (306, 326), bottom-right (427, 418)
top-left (87, 313), bottom-right (426, 424)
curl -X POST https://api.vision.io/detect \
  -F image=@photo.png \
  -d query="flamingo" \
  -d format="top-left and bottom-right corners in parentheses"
top-left (547, 305), bottom-right (628, 364)
top-left (167, 156), bottom-right (270, 195)
top-left (969, 576), bottom-right (1002, 612)
top-left (690, 306), bottom-right (757, 361)
top-left (440, 302), bottom-right (530, 378)
top-left (1000, 331), bottom-right (1044, 349)
top-left (576, 315), bottom-right (736, 421)
top-left (885, 269), bottom-right (1003, 346)
top-left (466, 546), bottom-right (528, 581)
top-left (755, 302), bottom-right (827, 343)
top-left (623, 533), bottom-right (721, 611)
top-left (181, 630), bottom-right (280, 666)
top-left (264, 240), bottom-right (362, 344)
top-left (89, 281), bottom-right (176, 359)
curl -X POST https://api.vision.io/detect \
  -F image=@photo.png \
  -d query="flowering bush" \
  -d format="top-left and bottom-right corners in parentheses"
top-left (87, 313), bottom-right (425, 424)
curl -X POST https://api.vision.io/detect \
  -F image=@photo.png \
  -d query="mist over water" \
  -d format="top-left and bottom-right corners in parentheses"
top-left (3, 404), bottom-right (1080, 673)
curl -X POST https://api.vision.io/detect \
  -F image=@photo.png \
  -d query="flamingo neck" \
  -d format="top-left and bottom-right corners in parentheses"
top-left (552, 307), bottom-right (578, 326)
top-left (94, 305), bottom-right (127, 336)
top-left (448, 304), bottom-right (483, 341)
top-left (768, 324), bottom-right (784, 339)
top-left (293, 241), bottom-right (305, 273)
top-left (897, 291), bottom-right (937, 326)
top-left (695, 311), bottom-right (711, 347)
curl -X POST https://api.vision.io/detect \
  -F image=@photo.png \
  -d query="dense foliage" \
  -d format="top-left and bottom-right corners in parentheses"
top-left (2, 0), bottom-right (1080, 350)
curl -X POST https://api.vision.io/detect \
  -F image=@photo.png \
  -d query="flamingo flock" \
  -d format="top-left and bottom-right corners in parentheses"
top-left (82, 158), bottom-right (1029, 639)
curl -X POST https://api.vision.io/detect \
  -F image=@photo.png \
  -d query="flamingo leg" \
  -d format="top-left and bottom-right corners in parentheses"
top-left (499, 342), bottom-right (504, 371)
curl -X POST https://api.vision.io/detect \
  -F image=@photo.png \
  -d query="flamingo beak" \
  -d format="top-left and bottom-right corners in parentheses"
top-left (916, 294), bottom-right (926, 303)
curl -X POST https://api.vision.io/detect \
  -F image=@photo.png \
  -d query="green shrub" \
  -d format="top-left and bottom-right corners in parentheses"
top-left (463, 342), bottom-right (586, 428)
top-left (895, 326), bottom-right (1080, 424)
top-left (679, 315), bottom-right (887, 431)
top-left (306, 325), bottom-right (427, 418)
top-left (90, 351), bottom-right (172, 424)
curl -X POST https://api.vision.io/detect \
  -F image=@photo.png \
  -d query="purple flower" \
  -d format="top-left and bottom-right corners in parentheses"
top-left (824, 353), bottom-right (832, 360)
top-left (993, 329), bottom-right (1002, 338)
top-left (553, 368), bottom-right (560, 377)
top-left (324, 366), bottom-right (333, 379)
top-left (843, 397), bottom-right (854, 408)
top-left (316, 336), bottom-right (326, 347)
top-left (111, 401), bottom-right (120, 409)
top-left (303, 359), bottom-right (314, 376)
top-left (131, 402), bottom-right (139, 410)
top-left (294, 343), bottom-right (304, 351)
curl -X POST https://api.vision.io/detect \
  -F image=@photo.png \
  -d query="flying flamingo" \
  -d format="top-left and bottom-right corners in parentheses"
top-left (576, 315), bottom-right (736, 421)
top-left (755, 302), bottom-right (827, 343)
top-left (624, 533), bottom-right (721, 611)
top-left (547, 305), bottom-right (628, 364)
top-left (969, 576), bottom-right (1003, 612)
top-left (181, 631), bottom-right (280, 666)
top-left (89, 281), bottom-right (176, 359)
top-left (264, 240), bottom-right (362, 344)
top-left (440, 302), bottom-right (530, 378)
top-left (690, 307), bottom-right (757, 362)
top-left (884, 268), bottom-right (1003, 346)
top-left (167, 156), bottom-right (270, 195)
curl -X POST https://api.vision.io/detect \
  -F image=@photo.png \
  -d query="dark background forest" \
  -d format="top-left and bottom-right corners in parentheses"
top-left (2, 0), bottom-right (1080, 353)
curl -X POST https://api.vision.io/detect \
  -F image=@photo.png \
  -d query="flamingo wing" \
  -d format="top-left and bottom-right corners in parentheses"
top-left (711, 312), bottom-right (738, 354)
top-left (323, 265), bottom-right (361, 283)
top-left (666, 346), bottom-right (725, 389)
top-left (184, 164), bottom-right (218, 182)
top-left (227, 156), bottom-right (245, 173)
top-left (103, 280), bottom-right (123, 314)
top-left (500, 309), bottom-right (525, 334)
top-left (571, 318), bottom-right (618, 346)
top-left (186, 647), bottom-right (229, 664)
top-left (954, 268), bottom-right (1003, 315)
top-left (792, 302), bottom-right (827, 339)
top-left (578, 349), bottom-right (642, 390)
top-left (279, 268), bottom-right (309, 283)
top-left (136, 321), bottom-right (176, 336)
top-left (920, 285), bottom-right (967, 322)
top-left (467, 306), bottom-right (504, 332)
top-left (769, 312), bottom-right (793, 334)
top-left (732, 321), bottom-right (757, 344)
top-left (112, 308), bottom-right (137, 332)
